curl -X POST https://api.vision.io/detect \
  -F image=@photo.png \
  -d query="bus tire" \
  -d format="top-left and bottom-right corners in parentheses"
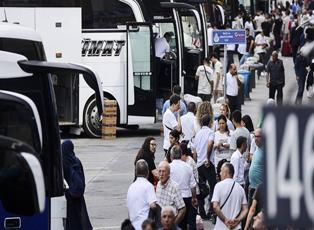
top-left (83, 97), bottom-right (101, 138)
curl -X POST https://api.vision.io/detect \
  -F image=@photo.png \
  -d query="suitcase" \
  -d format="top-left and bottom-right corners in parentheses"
top-left (282, 39), bottom-right (292, 56)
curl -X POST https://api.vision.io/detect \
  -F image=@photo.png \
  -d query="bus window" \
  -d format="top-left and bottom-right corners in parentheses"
top-left (0, 100), bottom-right (41, 153)
top-left (82, 0), bottom-right (136, 29)
top-left (0, 38), bottom-right (45, 61)
top-left (129, 26), bottom-right (152, 91)
top-left (154, 22), bottom-right (177, 53)
top-left (180, 13), bottom-right (202, 49)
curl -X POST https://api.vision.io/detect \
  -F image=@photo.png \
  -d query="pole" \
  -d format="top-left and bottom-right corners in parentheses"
top-left (223, 44), bottom-right (227, 102)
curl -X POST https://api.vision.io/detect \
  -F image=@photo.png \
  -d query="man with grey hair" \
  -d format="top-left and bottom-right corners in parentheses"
top-left (266, 51), bottom-right (285, 105)
top-left (169, 145), bottom-right (197, 229)
top-left (127, 159), bottom-right (157, 230)
top-left (159, 206), bottom-right (181, 230)
top-left (156, 161), bottom-right (186, 226)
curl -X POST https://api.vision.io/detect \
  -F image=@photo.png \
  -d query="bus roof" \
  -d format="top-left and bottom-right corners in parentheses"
top-left (0, 23), bottom-right (42, 42)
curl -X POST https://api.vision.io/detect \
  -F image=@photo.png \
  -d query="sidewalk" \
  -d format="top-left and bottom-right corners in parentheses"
top-left (241, 55), bottom-right (296, 126)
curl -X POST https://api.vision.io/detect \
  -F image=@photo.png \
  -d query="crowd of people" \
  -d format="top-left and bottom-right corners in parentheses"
top-left (125, 92), bottom-right (266, 230)
top-left (207, 0), bottom-right (314, 106)
top-left (124, 1), bottom-right (314, 229)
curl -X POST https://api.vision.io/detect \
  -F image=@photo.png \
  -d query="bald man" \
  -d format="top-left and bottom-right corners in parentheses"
top-left (266, 51), bottom-right (285, 105)
top-left (248, 128), bottom-right (263, 203)
top-left (127, 160), bottom-right (157, 230)
top-left (156, 161), bottom-right (186, 225)
top-left (226, 64), bottom-right (241, 114)
top-left (160, 206), bottom-right (180, 230)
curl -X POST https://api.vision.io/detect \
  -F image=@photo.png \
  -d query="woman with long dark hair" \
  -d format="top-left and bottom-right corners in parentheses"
top-left (134, 136), bottom-right (158, 185)
top-left (165, 129), bottom-right (181, 163)
top-left (213, 115), bottom-right (231, 169)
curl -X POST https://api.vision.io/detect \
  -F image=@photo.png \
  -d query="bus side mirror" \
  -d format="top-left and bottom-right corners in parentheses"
top-left (0, 136), bottom-right (45, 216)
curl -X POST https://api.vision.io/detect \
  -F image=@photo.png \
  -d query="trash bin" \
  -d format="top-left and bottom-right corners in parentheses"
top-left (238, 70), bottom-right (251, 98)
top-left (237, 75), bottom-right (245, 106)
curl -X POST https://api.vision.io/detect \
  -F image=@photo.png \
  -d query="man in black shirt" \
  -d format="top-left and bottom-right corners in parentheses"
top-left (266, 51), bottom-right (285, 105)
top-left (273, 13), bottom-right (283, 51)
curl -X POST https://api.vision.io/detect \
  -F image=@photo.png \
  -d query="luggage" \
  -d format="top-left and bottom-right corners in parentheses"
top-left (282, 39), bottom-right (292, 56)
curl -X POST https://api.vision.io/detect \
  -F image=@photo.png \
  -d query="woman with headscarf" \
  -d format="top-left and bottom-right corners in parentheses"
top-left (134, 136), bottom-right (158, 185)
top-left (62, 139), bottom-right (92, 230)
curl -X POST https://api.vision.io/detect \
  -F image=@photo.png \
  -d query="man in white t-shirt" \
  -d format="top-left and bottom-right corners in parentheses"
top-left (180, 102), bottom-right (196, 147)
top-left (162, 94), bottom-right (182, 152)
top-left (212, 162), bottom-right (248, 230)
top-left (210, 52), bottom-right (223, 102)
top-left (155, 32), bottom-right (172, 59)
top-left (170, 145), bottom-right (197, 229)
top-left (195, 58), bottom-right (214, 102)
top-left (230, 136), bottom-right (247, 186)
top-left (127, 160), bottom-right (157, 230)
top-left (192, 114), bottom-right (216, 219)
top-left (253, 11), bottom-right (265, 33)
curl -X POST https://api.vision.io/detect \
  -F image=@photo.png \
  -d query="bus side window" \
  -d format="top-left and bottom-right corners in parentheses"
top-left (82, 0), bottom-right (136, 29)
top-left (0, 100), bottom-right (41, 154)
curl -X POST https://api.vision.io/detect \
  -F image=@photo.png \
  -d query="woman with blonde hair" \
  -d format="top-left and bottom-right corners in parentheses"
top-left (194, 101), bottom-right (213, 134)
top-left (213, 103), bottom-right (234, 131)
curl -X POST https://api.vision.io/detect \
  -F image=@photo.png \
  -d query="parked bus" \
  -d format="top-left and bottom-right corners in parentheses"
top-left (0, 0), bottom-right (206, 137)
top-left (0, 22), bottom-right (104, 229)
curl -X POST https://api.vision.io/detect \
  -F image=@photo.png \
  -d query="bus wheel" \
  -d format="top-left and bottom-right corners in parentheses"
top-left (83, 97), bottom-right (101, 138)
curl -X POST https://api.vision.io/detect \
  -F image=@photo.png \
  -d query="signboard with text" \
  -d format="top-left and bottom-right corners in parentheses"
top-left (212, 29), bottom-right (246, 45)
top-left (263, 106), bottom-right (314, 227)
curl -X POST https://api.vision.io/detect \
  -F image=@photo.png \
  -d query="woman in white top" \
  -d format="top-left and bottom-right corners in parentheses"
top-left (213, 115), bottom-right (231, 168)
top-left (214, 103), bottom-right (234, 131)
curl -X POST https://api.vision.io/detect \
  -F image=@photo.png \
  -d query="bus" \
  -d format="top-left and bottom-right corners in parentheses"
top-left (0, 0), bottom-right (206, 137)
top-left (0, 22), bottom-right (104, 229)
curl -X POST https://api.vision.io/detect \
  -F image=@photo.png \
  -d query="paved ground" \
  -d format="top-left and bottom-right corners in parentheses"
top-left (69, 55), bottom-right (301, 230)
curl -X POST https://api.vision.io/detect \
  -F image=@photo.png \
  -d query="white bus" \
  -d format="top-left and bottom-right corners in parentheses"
top-left (0, 22), bottom-right (103, 229)
top-left (0, 0), bottom-right (207, 137)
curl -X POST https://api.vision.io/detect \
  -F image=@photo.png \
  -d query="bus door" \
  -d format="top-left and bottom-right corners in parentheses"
top-left (159, 2), bottom-right (202, 95)
top-left (177, 7), bottom-right (204, 95)
top-left (126, 23), bottom-right (156, 124)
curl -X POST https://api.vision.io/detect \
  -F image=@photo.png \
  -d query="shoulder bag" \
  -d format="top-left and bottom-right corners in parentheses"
top-left (203, 65), bottom-right (212, 86)
top-left (220, 181), bottom-right (236, 209)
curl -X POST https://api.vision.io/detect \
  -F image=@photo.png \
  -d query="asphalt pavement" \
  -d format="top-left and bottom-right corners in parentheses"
top-left (70, 54), bottom-right (300, 230)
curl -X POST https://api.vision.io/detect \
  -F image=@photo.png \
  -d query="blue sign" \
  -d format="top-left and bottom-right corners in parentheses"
top-left (212, 30), bottom-right (246, 45)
